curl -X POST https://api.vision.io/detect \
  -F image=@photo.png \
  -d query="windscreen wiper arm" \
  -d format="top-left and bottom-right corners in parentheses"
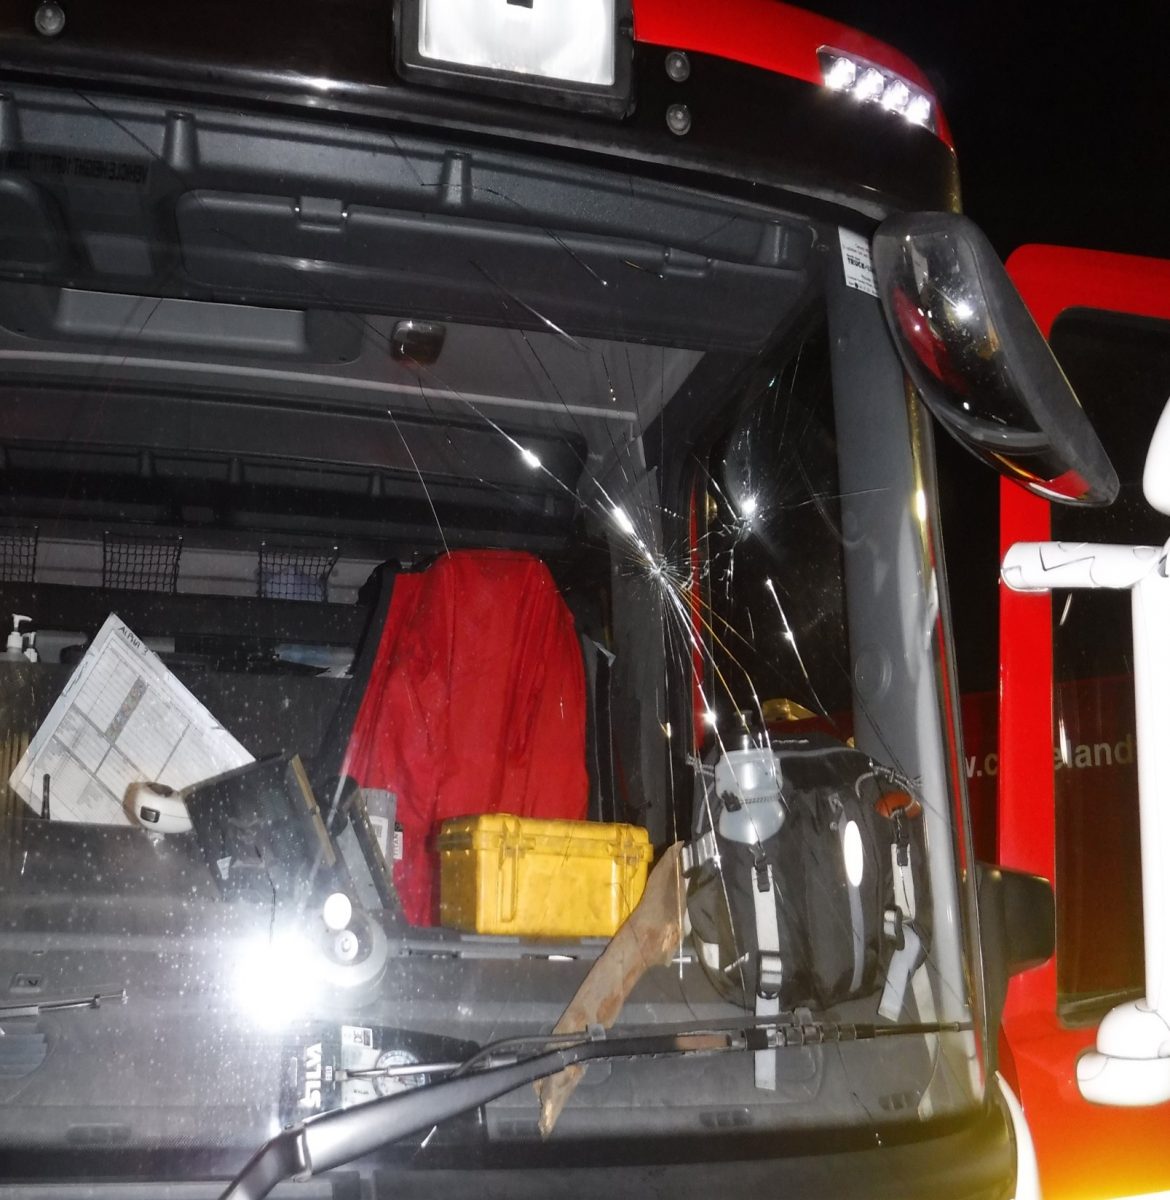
top-left (0, 989), bottom-right (126, 1020)
top-left (219, 1018), bottom-right (966, 1200)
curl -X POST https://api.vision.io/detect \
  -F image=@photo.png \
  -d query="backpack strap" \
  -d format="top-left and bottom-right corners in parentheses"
top-left (876, 789), bottom-right (926, 1019)
top-left (879, 923), bottom-right (926, 1021)
top-left (680, 830), bottom-right (718, 876)
top-left (752, 857), bottom-right (782, 1091)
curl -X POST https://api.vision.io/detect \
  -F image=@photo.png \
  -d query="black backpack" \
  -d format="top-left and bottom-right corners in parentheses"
top-left (684, 733), bottom-right (931, 1063)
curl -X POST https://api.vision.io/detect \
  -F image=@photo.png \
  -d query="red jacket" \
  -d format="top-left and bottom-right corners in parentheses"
top-left (342, 551), bottom-right (588, 924)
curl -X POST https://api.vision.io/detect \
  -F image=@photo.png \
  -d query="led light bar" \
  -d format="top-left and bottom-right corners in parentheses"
top-left (395, 0), bottom-right (633, 117)
top-left (818, 49), bottom-right (935, 132)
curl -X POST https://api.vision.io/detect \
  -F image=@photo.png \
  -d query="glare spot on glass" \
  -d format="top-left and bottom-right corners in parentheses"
top-left (953, 299), bottom-right (974, 321)
top-left (703, 708), bottom-right (718, 728)
top-left (233, 932), bottom-right (317, 1027)
top-left (739, 494), bottom-right (759, 519)
top-left (914, 488), bottom-right (928, 524)
top-left (661, 720), bottom-right (673, 740)
top-left (611, 505), bottom-right (636, 537)
top-left (519, 446), bottom-right (542, 470)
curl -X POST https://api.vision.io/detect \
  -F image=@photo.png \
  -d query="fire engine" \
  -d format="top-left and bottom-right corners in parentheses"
top-left (0, 2), bottom-right (1127, 1197)
top-left (995, 246), bottom-right (1170, 1200)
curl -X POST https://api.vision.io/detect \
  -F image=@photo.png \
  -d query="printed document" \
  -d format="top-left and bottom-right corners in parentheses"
top-left (9, 614), bottom-right (253, 824)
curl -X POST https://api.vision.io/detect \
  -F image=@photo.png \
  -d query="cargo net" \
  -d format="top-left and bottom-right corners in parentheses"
top-left (102, 531), bottom-right (183, 593)
top-left (258, 543), bottom-right (339, 603)
top-left (0, 524), bottom-right (38, 584)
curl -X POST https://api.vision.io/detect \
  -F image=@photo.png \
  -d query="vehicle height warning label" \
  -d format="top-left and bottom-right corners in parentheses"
top-left (839, 228), bottom-right (877, 297)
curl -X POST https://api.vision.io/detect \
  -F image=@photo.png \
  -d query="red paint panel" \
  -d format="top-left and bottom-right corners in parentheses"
top-left (998, 476), bottom-right (1055, 1022)
top-left (1008, 245), bottom-right (1170, 337)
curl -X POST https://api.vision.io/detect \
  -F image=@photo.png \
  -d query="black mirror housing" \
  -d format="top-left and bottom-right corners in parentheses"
top-left (977, 863), bottom-right (1056, 1046)
top-left (872, 212), bottom-right (1119, 505)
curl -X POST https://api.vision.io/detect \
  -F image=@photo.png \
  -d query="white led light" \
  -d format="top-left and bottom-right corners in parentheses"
top-left (417, 0), bottom-right (616, 87)
top-left (824, 56), bottom-right (857, 91)
top-left (819, 48), bottom-right (936, 133)
top-left (854, 67), bottom-right (886, 102)
top-left (881, 79), bottom-right (911, 113)
top-left (905, 94), bottom-right (933, 126)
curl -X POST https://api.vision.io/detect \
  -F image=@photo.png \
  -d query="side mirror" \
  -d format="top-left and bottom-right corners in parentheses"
top-left (977, 863), bottom-right (1055, 1043)
top-left (872, 212), bottom-right (1118, 506)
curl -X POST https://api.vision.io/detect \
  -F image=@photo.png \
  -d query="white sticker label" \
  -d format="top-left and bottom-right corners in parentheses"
top-left (341, 1024), bottom-right (374, 1050)
top-left (393, 824), bottom-right (404, 862)
top-left (216, 854), bottom-right (232, 880)
top-left (839, 228), bottom-right (877, 297)
top-left (368, 814), bottom-right (389, 859)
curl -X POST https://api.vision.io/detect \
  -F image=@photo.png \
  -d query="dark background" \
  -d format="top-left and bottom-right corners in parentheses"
top-left (819, 4), bottom-right (1169, 260)
top-left (817, 3), bottom-right (1169, 693)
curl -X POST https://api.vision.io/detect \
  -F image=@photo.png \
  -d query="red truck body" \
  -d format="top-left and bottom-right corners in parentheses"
top-left (995, 246), bottom-right (1170, 1198)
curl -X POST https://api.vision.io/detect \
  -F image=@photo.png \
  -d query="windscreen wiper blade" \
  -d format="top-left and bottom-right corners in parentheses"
top-left (219, 1017), bottom-right (967, 1200)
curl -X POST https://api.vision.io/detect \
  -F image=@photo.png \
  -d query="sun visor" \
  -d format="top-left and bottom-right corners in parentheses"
top-left (172, 189), bottom-right (805, 351)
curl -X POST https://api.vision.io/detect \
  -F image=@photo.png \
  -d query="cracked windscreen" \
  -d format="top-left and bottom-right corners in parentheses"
top-left (0, 83), bottom-right (982, 1175)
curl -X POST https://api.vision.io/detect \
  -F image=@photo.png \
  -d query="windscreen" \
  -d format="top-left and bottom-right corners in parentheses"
top-left (0, 82), bottom-right (981, 1181)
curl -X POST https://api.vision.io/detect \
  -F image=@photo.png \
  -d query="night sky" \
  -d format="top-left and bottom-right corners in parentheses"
top-left (819, 3), bottom-right (1170, 259)
top-left (815, 3), bottom-right (1170, 692)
